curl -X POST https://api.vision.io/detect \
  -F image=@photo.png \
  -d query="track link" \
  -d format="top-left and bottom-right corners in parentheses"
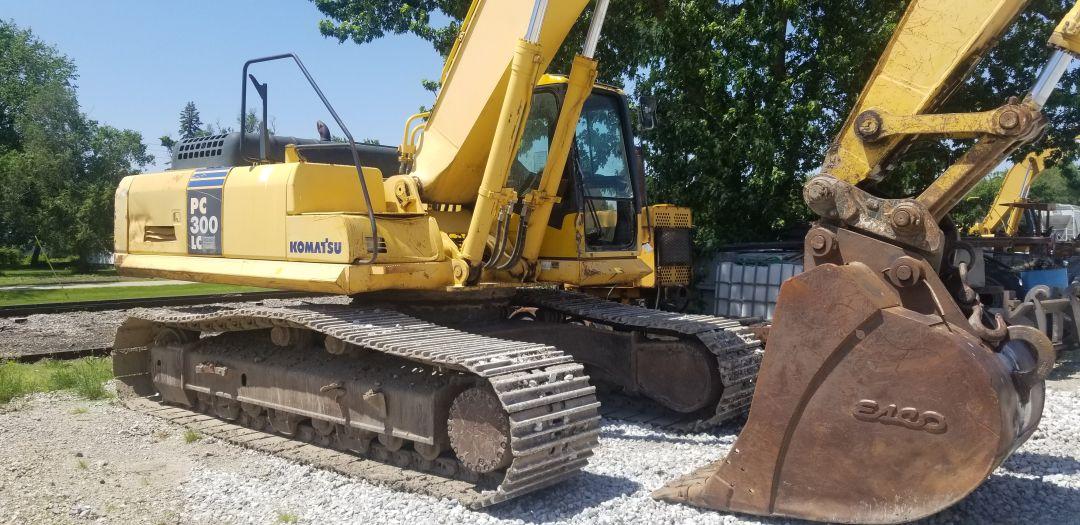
top-left (114, 303), bottom-right (601, 508)
top-left (514, 289), bottom-right (763, 430)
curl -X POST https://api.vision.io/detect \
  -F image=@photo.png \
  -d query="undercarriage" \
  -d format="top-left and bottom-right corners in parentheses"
top-left (111, 288), bottom-right (762, 505)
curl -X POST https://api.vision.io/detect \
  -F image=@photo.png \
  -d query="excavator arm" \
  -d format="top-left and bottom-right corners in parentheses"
top-left (970, 149), bottom-right (1053, 237)
top-left (823, 0), bottom-right (1031, 186)
top-left (656, 2), bottom-right (1077, 523)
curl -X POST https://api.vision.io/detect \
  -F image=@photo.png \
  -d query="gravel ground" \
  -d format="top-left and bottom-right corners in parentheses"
top-left (0, 387), bottom-right (1077, 525)
top-left (1, 306), bottom-right (1079, 523)
top-left (0, 296), bottom-right (348, 358)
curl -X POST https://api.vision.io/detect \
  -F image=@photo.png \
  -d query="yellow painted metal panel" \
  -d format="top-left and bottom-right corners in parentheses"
top-left (113, 175), bottom-right (135, 254)
top-left (536, 256), bottom-right (650, 287)
top-left (538, 213), bottom-right (582, 259)
top-left (222, 164), bottom-right (289, 260)
top-left (125, 169), bottom-right (195, 255)
top-left (286, 164), bottom-right (386, 214)
top-left (116, 254), bottom-right (455, 295)
top-left (285, 214), bottom-right (444, 264)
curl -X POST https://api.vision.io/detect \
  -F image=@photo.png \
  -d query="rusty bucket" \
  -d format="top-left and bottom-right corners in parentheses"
top-left (654, 231), bottom-right (1052, 524)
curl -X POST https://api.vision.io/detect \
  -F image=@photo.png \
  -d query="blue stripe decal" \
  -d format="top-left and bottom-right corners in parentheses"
top-left (187, 179), bottom-right (226, 188)
top-left (192, 170), bottom-right (229, 179)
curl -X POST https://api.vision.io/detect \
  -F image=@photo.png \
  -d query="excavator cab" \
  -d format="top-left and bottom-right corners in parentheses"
top-left (519, 80), bottom-right (642, 260)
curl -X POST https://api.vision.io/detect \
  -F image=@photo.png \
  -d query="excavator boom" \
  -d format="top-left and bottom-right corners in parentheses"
top-left (411, 0), bottom-right (590, 205)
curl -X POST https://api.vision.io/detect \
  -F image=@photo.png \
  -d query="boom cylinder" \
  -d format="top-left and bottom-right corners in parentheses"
top-left (519, 55), bottom-right (599, 265)
top-left (460, 35), bottom-right (545, 272)
top-left (582, 0), bottom-right (610, 58)
top-left (517, 0), bottom-right (609, 272)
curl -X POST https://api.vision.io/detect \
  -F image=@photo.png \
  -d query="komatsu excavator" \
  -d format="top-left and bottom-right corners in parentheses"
top-left (109, 0), bottom-right (1072, 522)
top-left (112, 0), bottom-right (761, 509)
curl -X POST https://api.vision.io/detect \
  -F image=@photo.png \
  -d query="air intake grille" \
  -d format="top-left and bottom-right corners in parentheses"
top-left (176, 134), bottom-right (229, 161)
top-left (650, 206), bottom-right (692, 228)
top-left (657, 266), bottom-right (691, 286)
top-left (656, 227), bottom-right (692, 266)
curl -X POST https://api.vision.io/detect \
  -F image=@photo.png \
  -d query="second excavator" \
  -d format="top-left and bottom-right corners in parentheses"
top-left (656, 0), bottom-right (1072, 522)
top-left (108, 0), bottom-right (1071, 523)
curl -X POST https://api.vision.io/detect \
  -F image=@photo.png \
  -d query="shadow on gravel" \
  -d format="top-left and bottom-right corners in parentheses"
top-left (1050, 350), bottom-right (1080, 380)
top-left (1002, 450), bottom-right (1080, 476)
top-left (482, 471), bottom-right (640, 523)
top-left (598, 426), bottom-right (735, 447)
top-left (919, 473), bottom-right (1080, 524)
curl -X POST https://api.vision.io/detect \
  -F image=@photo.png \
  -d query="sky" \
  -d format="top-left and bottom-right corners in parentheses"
top-left (5, 0), bottom-right (447, 171)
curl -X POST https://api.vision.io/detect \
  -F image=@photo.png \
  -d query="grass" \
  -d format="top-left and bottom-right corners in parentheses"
top-left (0, 357), bottom-right (114, 404)
top-left (0, 282), bottom-right (270, 307)
top-left (276, 512), bottom-right (300, 524)
top-left (183, 429), bottom-right (202, 444)
top-left (0, 266), bottom-right (127, 287)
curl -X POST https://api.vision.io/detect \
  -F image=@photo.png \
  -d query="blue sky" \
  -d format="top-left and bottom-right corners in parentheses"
top-left (5, 0), bottom-right (447, 171)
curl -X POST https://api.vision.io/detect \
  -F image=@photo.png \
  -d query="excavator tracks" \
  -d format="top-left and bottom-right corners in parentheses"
top-left (514, 289), bottom-right (764, 430)
top-left (113, 304), bottom-right (601, 508)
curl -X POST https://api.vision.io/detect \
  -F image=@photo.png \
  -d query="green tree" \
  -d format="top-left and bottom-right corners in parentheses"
top-left (952, 173), bottom-right (1006, 231)
top-left (311, 1), bottom-right (1080, 249)
top-left (0, 20), bottom-right (151, 270)
top-left (178, 101), bottom-right (204, 139)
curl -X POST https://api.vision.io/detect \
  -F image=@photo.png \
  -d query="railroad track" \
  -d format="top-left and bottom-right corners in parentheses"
top-left (0, 290), bottom-right (322, 318)
top-left (1, 291), bottom-right (328, 363)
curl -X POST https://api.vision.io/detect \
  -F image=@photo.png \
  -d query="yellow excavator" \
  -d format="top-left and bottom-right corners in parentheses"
top-left (109, 0), bottom-right (1075, 522)
top-left (970, 148), bottom-right (1054, 237)
top-left (113, 0), bottom-right (762, 509)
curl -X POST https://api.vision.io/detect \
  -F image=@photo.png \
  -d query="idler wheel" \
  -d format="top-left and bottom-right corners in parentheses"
top-left (447, 387), bottom-right (512, 473)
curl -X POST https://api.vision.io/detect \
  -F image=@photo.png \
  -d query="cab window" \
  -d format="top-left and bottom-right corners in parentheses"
top-left (507, 92), bottom-right (559, 193)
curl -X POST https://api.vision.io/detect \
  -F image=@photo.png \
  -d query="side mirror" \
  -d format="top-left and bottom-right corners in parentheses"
top-left (638, 95), bottom-right (657, 131)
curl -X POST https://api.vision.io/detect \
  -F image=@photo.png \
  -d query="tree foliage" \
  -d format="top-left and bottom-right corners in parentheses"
top-left (311, 1), bottom-right (1080, 249)
top-left (178, 101), bottom-right (204, 140)
top-left (0, 20), bottom-right (151, 269)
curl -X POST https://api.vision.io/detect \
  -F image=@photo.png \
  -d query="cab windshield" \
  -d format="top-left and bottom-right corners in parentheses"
top-left (506, 89), bottom-right (637, 251)
top-left (507, 92), bottom-right (559, 193)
